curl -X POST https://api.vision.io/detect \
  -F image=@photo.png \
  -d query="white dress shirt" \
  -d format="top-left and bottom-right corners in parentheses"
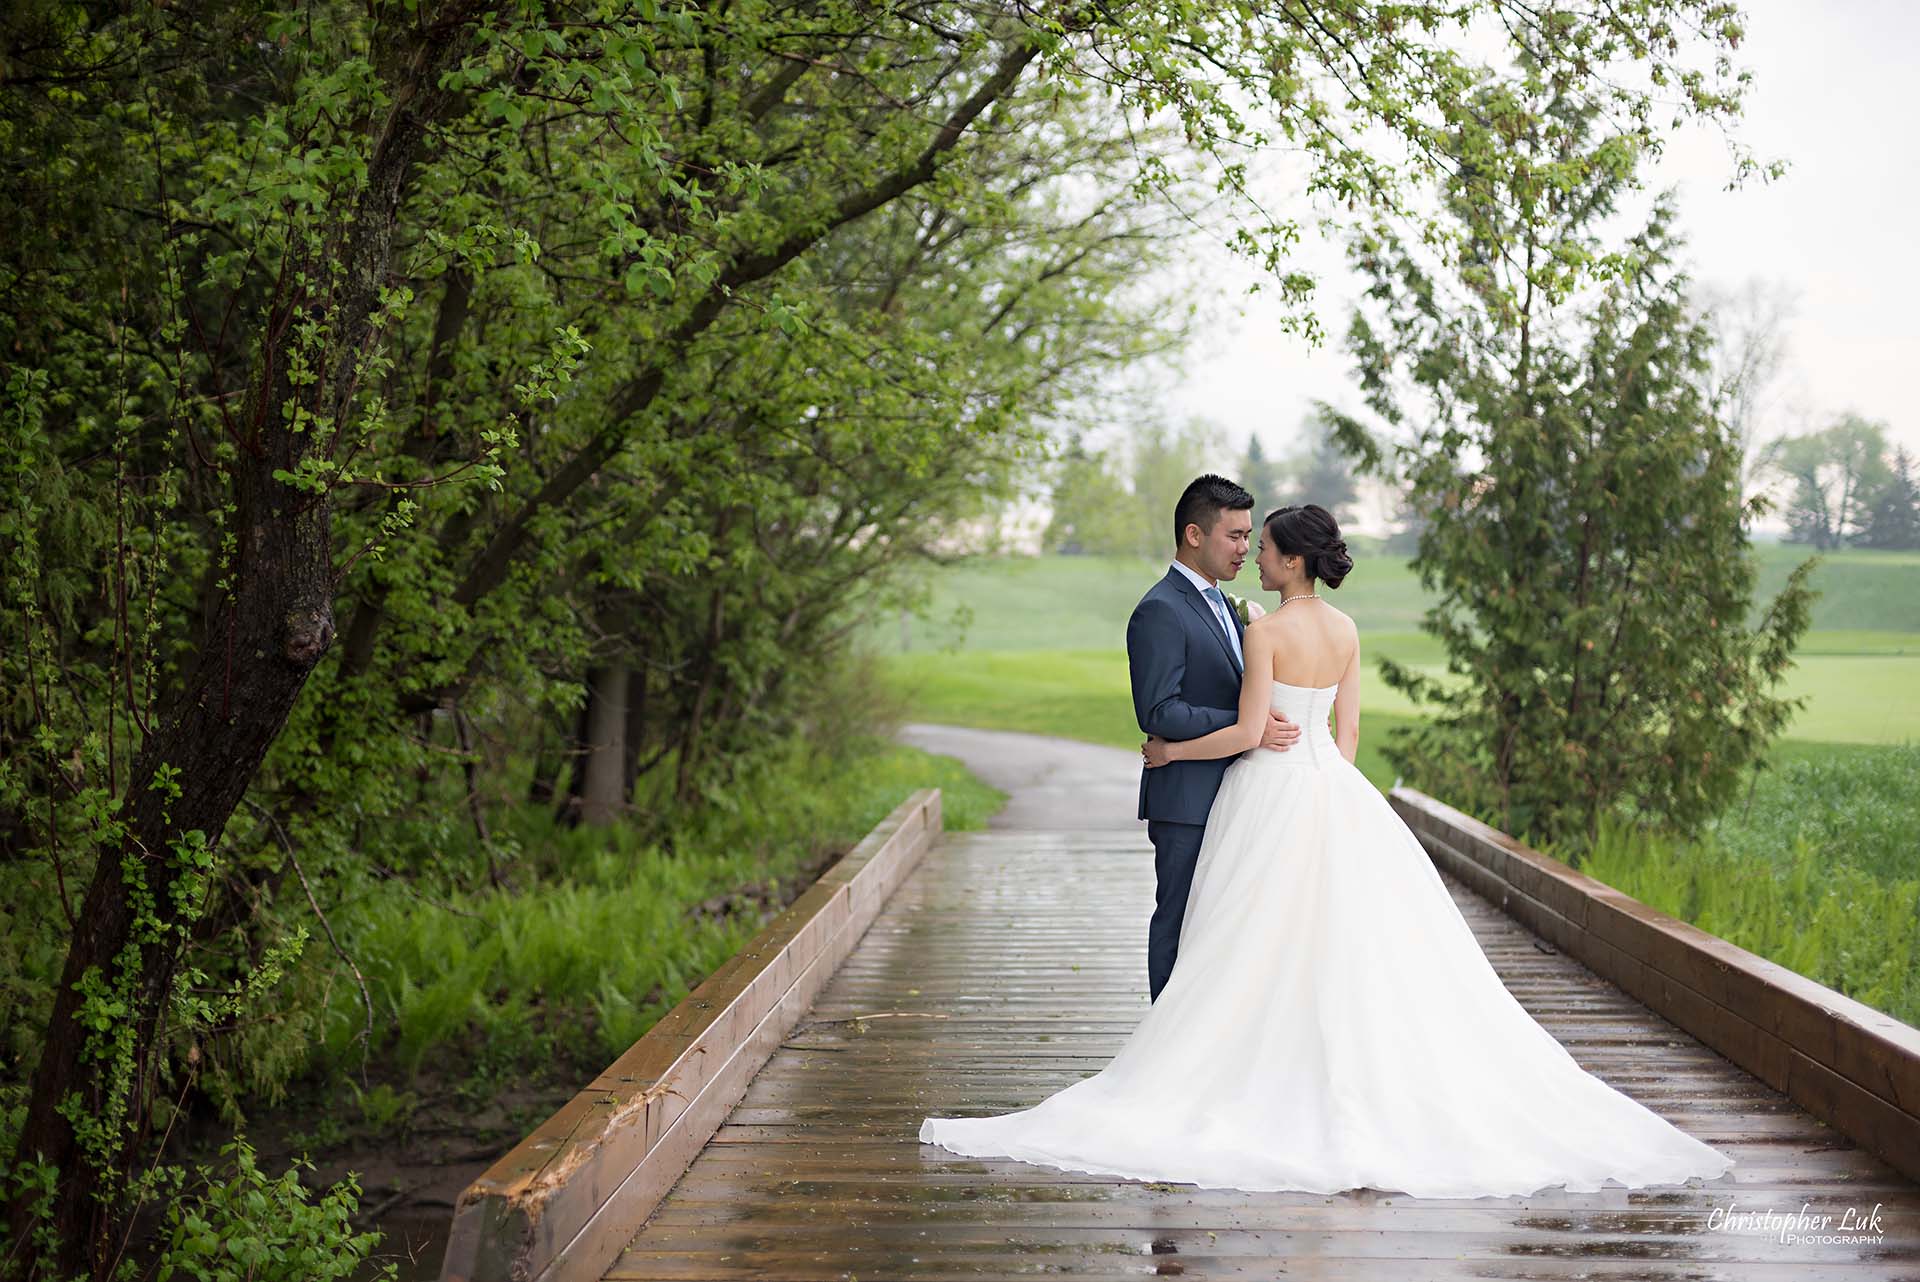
top-left (1169, 559), bottom-right (1243, 667)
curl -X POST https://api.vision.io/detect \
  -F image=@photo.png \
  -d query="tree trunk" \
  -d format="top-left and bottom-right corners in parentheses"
top-left (675, 589), bottom-right (727, 805)
top-left (556, 677), bottom-right (593, 827)
top-left (5, 7), bottom-right (485, 1273)
top-left (527, 720), bottom-right (559, 806)
top-left (8, 502), bottom-right (334, 1273)
top-left (577, 665), bottom-right (630, 827)
top-left (621, 663), bottom-right (649, 805)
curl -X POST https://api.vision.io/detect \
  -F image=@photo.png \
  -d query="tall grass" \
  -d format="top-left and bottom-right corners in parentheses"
top-left (1714, 741), bottom-right (1920, 883)
top-left (1575, 743), bottom-right (1920, 1027)
top-left (308, 737), bottom-right (1003, 1085)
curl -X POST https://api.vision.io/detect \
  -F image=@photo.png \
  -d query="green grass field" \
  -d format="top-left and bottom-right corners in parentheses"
top-left (1577, 743), bottom-right (1920, 1026)
top-left (880, 646), bottom-right (1421, 789)
top-left (875, 545), bottom-right (1920, 750)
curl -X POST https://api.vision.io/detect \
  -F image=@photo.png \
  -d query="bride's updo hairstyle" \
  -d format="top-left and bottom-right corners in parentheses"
top-left (1264, 503), bottom-right (1354, 589)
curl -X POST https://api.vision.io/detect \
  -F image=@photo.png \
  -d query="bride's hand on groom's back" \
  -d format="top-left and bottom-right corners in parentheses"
top-left (1142, 736), bottom-right (1175, 768)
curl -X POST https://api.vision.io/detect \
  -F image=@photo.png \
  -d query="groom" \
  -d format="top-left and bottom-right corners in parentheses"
top-left (1126, 473), bottom-right (1299, 1001)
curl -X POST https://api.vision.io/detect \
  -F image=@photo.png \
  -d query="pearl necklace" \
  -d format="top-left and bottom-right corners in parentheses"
top-left (1278, 592), bottom-right (1320, 608)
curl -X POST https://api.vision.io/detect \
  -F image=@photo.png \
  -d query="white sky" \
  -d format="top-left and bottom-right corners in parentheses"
top-left (1120, 0), bottom-right (1919, 528)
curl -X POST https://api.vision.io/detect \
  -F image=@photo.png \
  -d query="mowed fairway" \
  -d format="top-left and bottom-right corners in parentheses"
top-left (874, 546), bottom-right (1920, 784)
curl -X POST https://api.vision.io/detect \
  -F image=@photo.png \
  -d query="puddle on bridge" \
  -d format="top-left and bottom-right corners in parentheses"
top-left (1515, 1211), bottom-right (1715, 1235)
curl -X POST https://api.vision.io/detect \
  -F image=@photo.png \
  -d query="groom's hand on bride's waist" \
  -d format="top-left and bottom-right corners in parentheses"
top-left (1261, 711), bottom-right (1300, 752)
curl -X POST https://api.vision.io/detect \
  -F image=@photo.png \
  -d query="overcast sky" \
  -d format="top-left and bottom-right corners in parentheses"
top-left (1123, 0), bottom-right (1918, 523)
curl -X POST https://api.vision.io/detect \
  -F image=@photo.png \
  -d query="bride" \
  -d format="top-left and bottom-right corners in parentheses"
top-left (918, 503), bottom-right (1736, 1198)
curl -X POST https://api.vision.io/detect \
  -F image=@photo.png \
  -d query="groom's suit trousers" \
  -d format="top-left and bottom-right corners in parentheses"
top-left (1146, 819), bottom-right (1207, 1002)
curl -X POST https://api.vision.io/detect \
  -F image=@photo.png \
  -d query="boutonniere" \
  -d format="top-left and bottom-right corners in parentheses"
top-left (1222, 591), bottom-right (1255, 625)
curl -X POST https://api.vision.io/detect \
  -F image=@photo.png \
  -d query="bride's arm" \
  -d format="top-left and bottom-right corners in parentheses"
top-left (1146, 624), bottom-right (1275, 765)
top-left (1333, 639), bottom-right (1361, 764)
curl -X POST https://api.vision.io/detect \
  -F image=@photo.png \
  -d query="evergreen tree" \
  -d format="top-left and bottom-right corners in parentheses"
top-left (1275, 410), bottom-right (1360, 522)
top-left (1860, 444), bottom-right (1920, 550)
top-left (1242, 434), bottom-right (1282, 514)
top-left (1331, 54), bottom-right (1813, 849)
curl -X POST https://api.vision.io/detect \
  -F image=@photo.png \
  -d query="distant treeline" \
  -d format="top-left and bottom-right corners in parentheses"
top-left (1772, 416), bottom-right (1918, 550)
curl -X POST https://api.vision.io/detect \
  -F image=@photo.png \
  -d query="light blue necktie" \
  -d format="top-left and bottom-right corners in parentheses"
top-left (1202, 585), bottom-right (1243, 668)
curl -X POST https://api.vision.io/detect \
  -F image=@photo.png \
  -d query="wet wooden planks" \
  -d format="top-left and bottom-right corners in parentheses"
top-left (1391, 788), bottom-right (1920, 1183)
top-left (605, 830), bottom-right (1920, 1280)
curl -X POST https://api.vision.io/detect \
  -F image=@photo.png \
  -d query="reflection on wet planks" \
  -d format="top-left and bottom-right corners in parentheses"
top-left (604, 831), bottom-right (1920, 1281)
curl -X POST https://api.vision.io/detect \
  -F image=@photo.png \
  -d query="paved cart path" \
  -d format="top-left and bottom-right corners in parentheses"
top-left (896, 721), bottom-right (1143, 831)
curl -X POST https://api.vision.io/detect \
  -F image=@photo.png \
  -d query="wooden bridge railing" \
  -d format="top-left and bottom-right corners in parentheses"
top-left (438, 788), bottom-right (944, 1282)
top-left (1389, 786), bottom-right (1920, 1186)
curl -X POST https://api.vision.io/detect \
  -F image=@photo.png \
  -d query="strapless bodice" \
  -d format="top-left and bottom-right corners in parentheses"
top-left (1251, 679), bottom-right (1340, 768)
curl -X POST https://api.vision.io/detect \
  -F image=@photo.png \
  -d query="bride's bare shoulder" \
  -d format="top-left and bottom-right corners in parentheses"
top-left (1328, 602), bottom-right (1358, 631)
top-left (1244, 610), bottom-right (1287, 639)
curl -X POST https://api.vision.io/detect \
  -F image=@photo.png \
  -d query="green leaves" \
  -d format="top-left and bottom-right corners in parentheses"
top-left (155, 1140), bottom-right (392, 1282)
top-left (762, 293), bottom-right (807, 336)
top-left (272, 457), bottom-right (340, 495)
top-left (1346, 81), bottom-right (1812, 848)
top-left (0, 0), bottom-right (1782, 1268)
top-left (511, 325), bottom-right (593, 405)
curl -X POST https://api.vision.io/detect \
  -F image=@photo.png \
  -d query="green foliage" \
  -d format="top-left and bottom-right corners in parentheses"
top-left (346, 1082), bottom-right (417, 1133)
top-left (154, 1140), bottom-right (394, 1282)
top-left (0, 0), bottom-right (1781, 1268)
top-left (1042, 419), bottom-right (1235, 557)
top-left (1042, 436), bottom-right (1148, 557)
top-left (1578, 743), bottom-right (1920, 1026)
top-left (1773, 415), bottom-right (1899, 550)
top-left (0, 1154), bottom-right (58, 1275)
top-left (1334, 66), bottom-right (1814, 846)
top-left (3, 1137), bottom-right (392, 1282)
top-left (293, 736), bottom-right (1002, 1083)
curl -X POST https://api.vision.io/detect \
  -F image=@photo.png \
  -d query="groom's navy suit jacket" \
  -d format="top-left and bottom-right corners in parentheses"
top-left (1126, 567), bottom-right (1248, 825)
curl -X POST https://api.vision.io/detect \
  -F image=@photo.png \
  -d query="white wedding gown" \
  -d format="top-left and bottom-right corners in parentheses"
top-left (918, 679), bottom-right (1736, 1198)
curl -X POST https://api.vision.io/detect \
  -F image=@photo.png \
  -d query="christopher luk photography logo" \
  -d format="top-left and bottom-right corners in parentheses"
top-left (1706, 1199), bottom-right (1887, 1247)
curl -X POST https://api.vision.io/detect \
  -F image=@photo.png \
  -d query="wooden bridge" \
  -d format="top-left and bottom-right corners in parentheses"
top-left (440, 747), bottom-right (1920, 1281)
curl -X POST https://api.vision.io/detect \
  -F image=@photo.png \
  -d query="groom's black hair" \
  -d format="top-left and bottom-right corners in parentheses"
top-left (1173, 474), bottom-right (1255, 548)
